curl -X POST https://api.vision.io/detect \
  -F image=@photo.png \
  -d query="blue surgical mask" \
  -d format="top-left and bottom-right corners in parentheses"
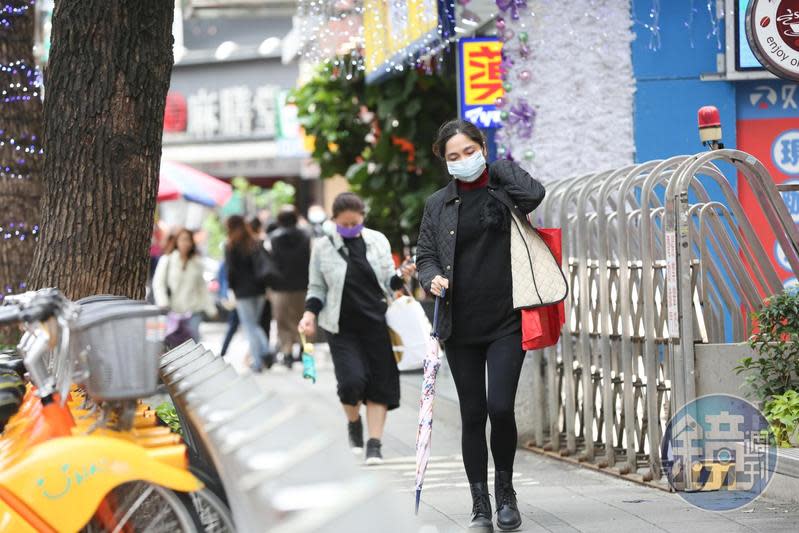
top-left (447, 152), bottom-right (487, 182)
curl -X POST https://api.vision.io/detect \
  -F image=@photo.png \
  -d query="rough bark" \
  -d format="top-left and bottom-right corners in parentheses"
top-left (0, 2), bottom-right (42, 299)
top-left (29, 1), bottom-right (175, 300)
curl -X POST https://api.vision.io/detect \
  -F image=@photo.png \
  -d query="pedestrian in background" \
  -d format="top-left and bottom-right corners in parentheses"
top-left (268, 205), bottom-right (311, 367)
top-left (249, 216), bottom-right (275, 366)
top-left (226, 215), bottom-right (271, 372)
top-left (306, 204), bottom-right (328, 238)
top-left (217, 259), bottom-right (239, 358)
top-left (416, 119), bottom-right (547, 532)
top-left (153, 228), bottom-right (217, 341)
top-left (298, 192), bottom-right (415, 465)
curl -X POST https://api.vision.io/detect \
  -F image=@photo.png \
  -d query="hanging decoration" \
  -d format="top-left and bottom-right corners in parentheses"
top-left (296, 0), bottom-right (367, 70)
top-left (494, 0), bottom-right (635, 181)
top-left (638, 0), bottom-right (662, 51)
top-left (685, 0), bottom-right (698, 48)
top-left (496, 0), bottom-right (527, 21)
top-left (705, 0), bottom-right (722, 51)
top-left (494, 0), bottom-right (534, 162)
top-left (294, 0), bottom-right (454, 81)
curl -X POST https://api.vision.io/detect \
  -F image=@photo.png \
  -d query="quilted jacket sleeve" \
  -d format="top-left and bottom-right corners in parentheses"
top-left (491, 160), bottom-right (546, 215)
top-left (415, 196), bottom-right (444, 293)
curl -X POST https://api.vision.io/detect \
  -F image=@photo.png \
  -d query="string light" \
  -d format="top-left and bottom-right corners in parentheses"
top-left (684, 0), bottom-right (697, 48)
top-left (0, 133), bottom-right (42, 156)
top-left (0, 1), bottom-right (36, 30)
top-left (705, 0), bottom-right (722, 51)
top-left (0, 282), bottom-right (29, 301)
top-left (0, 223), bottom-right (40, 242)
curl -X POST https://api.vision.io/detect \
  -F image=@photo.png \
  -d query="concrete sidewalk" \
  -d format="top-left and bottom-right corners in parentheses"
top-left (200, 322), bottom-right (799, 533)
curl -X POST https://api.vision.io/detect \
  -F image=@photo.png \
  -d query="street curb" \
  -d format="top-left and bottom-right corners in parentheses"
top-left (521, 442), bottom-right (672, 492)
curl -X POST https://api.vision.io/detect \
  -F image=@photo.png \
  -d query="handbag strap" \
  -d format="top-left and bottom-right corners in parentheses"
top-left (329, 234), bottom-right (395, 303)
top-left (328, 235), bottom-right (349, 263)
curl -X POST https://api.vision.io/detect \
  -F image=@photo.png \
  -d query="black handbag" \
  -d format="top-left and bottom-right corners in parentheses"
top-left (253, 243), bottom-right (281, 286)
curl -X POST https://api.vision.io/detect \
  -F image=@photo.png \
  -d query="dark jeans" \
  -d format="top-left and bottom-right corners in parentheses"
top-left (221, 309), bottom-right (239, 357)
top-left (444, 332), bottom-right (525, 483)
top-left (222, 298), bottom-right (272, 361)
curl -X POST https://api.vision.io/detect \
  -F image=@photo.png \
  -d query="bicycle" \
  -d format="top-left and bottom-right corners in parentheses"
top-left (0, 289), bottom-right (205, 532)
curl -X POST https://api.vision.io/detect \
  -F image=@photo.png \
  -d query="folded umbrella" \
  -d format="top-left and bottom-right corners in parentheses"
top-left (415, 288), bottom-right (445, 515)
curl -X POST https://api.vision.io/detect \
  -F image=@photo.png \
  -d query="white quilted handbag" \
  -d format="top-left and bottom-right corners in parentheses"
top-left (509, 211), bottom-right (568, 309)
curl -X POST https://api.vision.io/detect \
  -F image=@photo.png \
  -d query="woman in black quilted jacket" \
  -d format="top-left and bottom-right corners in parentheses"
top-left (416, 119), bottom-right (546, 532)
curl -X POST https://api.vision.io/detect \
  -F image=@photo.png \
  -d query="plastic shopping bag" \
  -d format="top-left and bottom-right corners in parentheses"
top-left (386, 296), bottom-right (431, 371)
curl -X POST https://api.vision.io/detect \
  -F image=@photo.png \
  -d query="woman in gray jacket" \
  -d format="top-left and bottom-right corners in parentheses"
top-left (298, 193), bottom-right (414, 465)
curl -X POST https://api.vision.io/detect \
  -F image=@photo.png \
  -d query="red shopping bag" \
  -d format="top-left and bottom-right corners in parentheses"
top-left (522, 228), bottom-right (565, 350)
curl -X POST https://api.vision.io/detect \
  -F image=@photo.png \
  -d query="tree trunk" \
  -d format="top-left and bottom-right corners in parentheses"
top-left (0, 2), bottom-right (43, 342)
top-left (29, 1), bottom-right (175, 300)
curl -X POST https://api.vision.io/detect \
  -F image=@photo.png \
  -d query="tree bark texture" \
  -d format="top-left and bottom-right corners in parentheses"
top-left (0, 2), bottom-right (42, 300)
top-left (29, 1), bottom-right (174, 300)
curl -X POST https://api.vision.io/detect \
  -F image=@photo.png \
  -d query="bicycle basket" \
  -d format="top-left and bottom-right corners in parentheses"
top-left (72, 302), bottom-right (167, 401)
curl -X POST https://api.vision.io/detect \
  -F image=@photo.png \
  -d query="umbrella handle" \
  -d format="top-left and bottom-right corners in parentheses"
top-left (431, 287), bottom-right (446, 338)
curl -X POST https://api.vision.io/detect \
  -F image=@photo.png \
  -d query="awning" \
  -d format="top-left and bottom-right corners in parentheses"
top-left (158, 160), bottom-right (233, 207)
top-left (162, 140), bottom-right (307, 178)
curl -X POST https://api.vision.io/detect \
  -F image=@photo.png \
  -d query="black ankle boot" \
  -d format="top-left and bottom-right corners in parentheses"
top-left (468, 482), bottom-right (493, 531)
top-left (494, 471), bottom-right (521, 531)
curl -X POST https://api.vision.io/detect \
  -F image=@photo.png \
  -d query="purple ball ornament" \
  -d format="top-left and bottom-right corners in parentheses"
top-left (496, 18), bottom-right (506, 30)
top-left (518, 69), bottom-right (532, 83)
top-left (495, 96), bottom-right (508, 108)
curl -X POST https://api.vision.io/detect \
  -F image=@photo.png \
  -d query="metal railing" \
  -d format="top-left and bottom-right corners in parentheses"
top-left (526, 150), bottom-right (799, 485)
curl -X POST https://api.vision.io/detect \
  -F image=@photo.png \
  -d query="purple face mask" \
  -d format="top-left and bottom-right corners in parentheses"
top-left (337, 223), bottom-right (364, 239)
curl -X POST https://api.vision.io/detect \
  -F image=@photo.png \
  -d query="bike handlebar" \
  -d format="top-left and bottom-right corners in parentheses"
top-left (0, 290), bottom-right (65, 326)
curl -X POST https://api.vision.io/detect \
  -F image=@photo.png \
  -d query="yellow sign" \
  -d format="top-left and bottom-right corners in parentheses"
top-left (461, 39), bottom-right (504, 106)
top-left (458, 38), bottom-right (504, 128)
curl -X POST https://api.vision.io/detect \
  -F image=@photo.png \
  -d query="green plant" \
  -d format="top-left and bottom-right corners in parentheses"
top-left (291, 56), bottom-right (456, 247)
top-left (735, 289), bottom-right (799, 402)
top-left (202, 213), bottom-right (226, 261)
top-left (155, 401), bottom-right (182, 436)
top-left (763, 390), bottom-right (799, 447)
top-left (265, 180), bottom-right (296, 214)
top-left (290, 55), bottom-right (370, 179)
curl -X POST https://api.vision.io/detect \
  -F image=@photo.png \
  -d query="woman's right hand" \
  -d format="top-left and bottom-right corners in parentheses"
top-left (430, 275), bottom-right (449, 297)
top-left (298, 311), bottom-right (317, 337)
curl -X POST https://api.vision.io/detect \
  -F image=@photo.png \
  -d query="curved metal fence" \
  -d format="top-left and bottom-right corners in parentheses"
top-left (525, 150), bottom-right (799, 487)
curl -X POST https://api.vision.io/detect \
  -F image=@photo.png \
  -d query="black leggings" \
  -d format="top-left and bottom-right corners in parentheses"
top-left (445, 332), bottom-right (525, 483)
